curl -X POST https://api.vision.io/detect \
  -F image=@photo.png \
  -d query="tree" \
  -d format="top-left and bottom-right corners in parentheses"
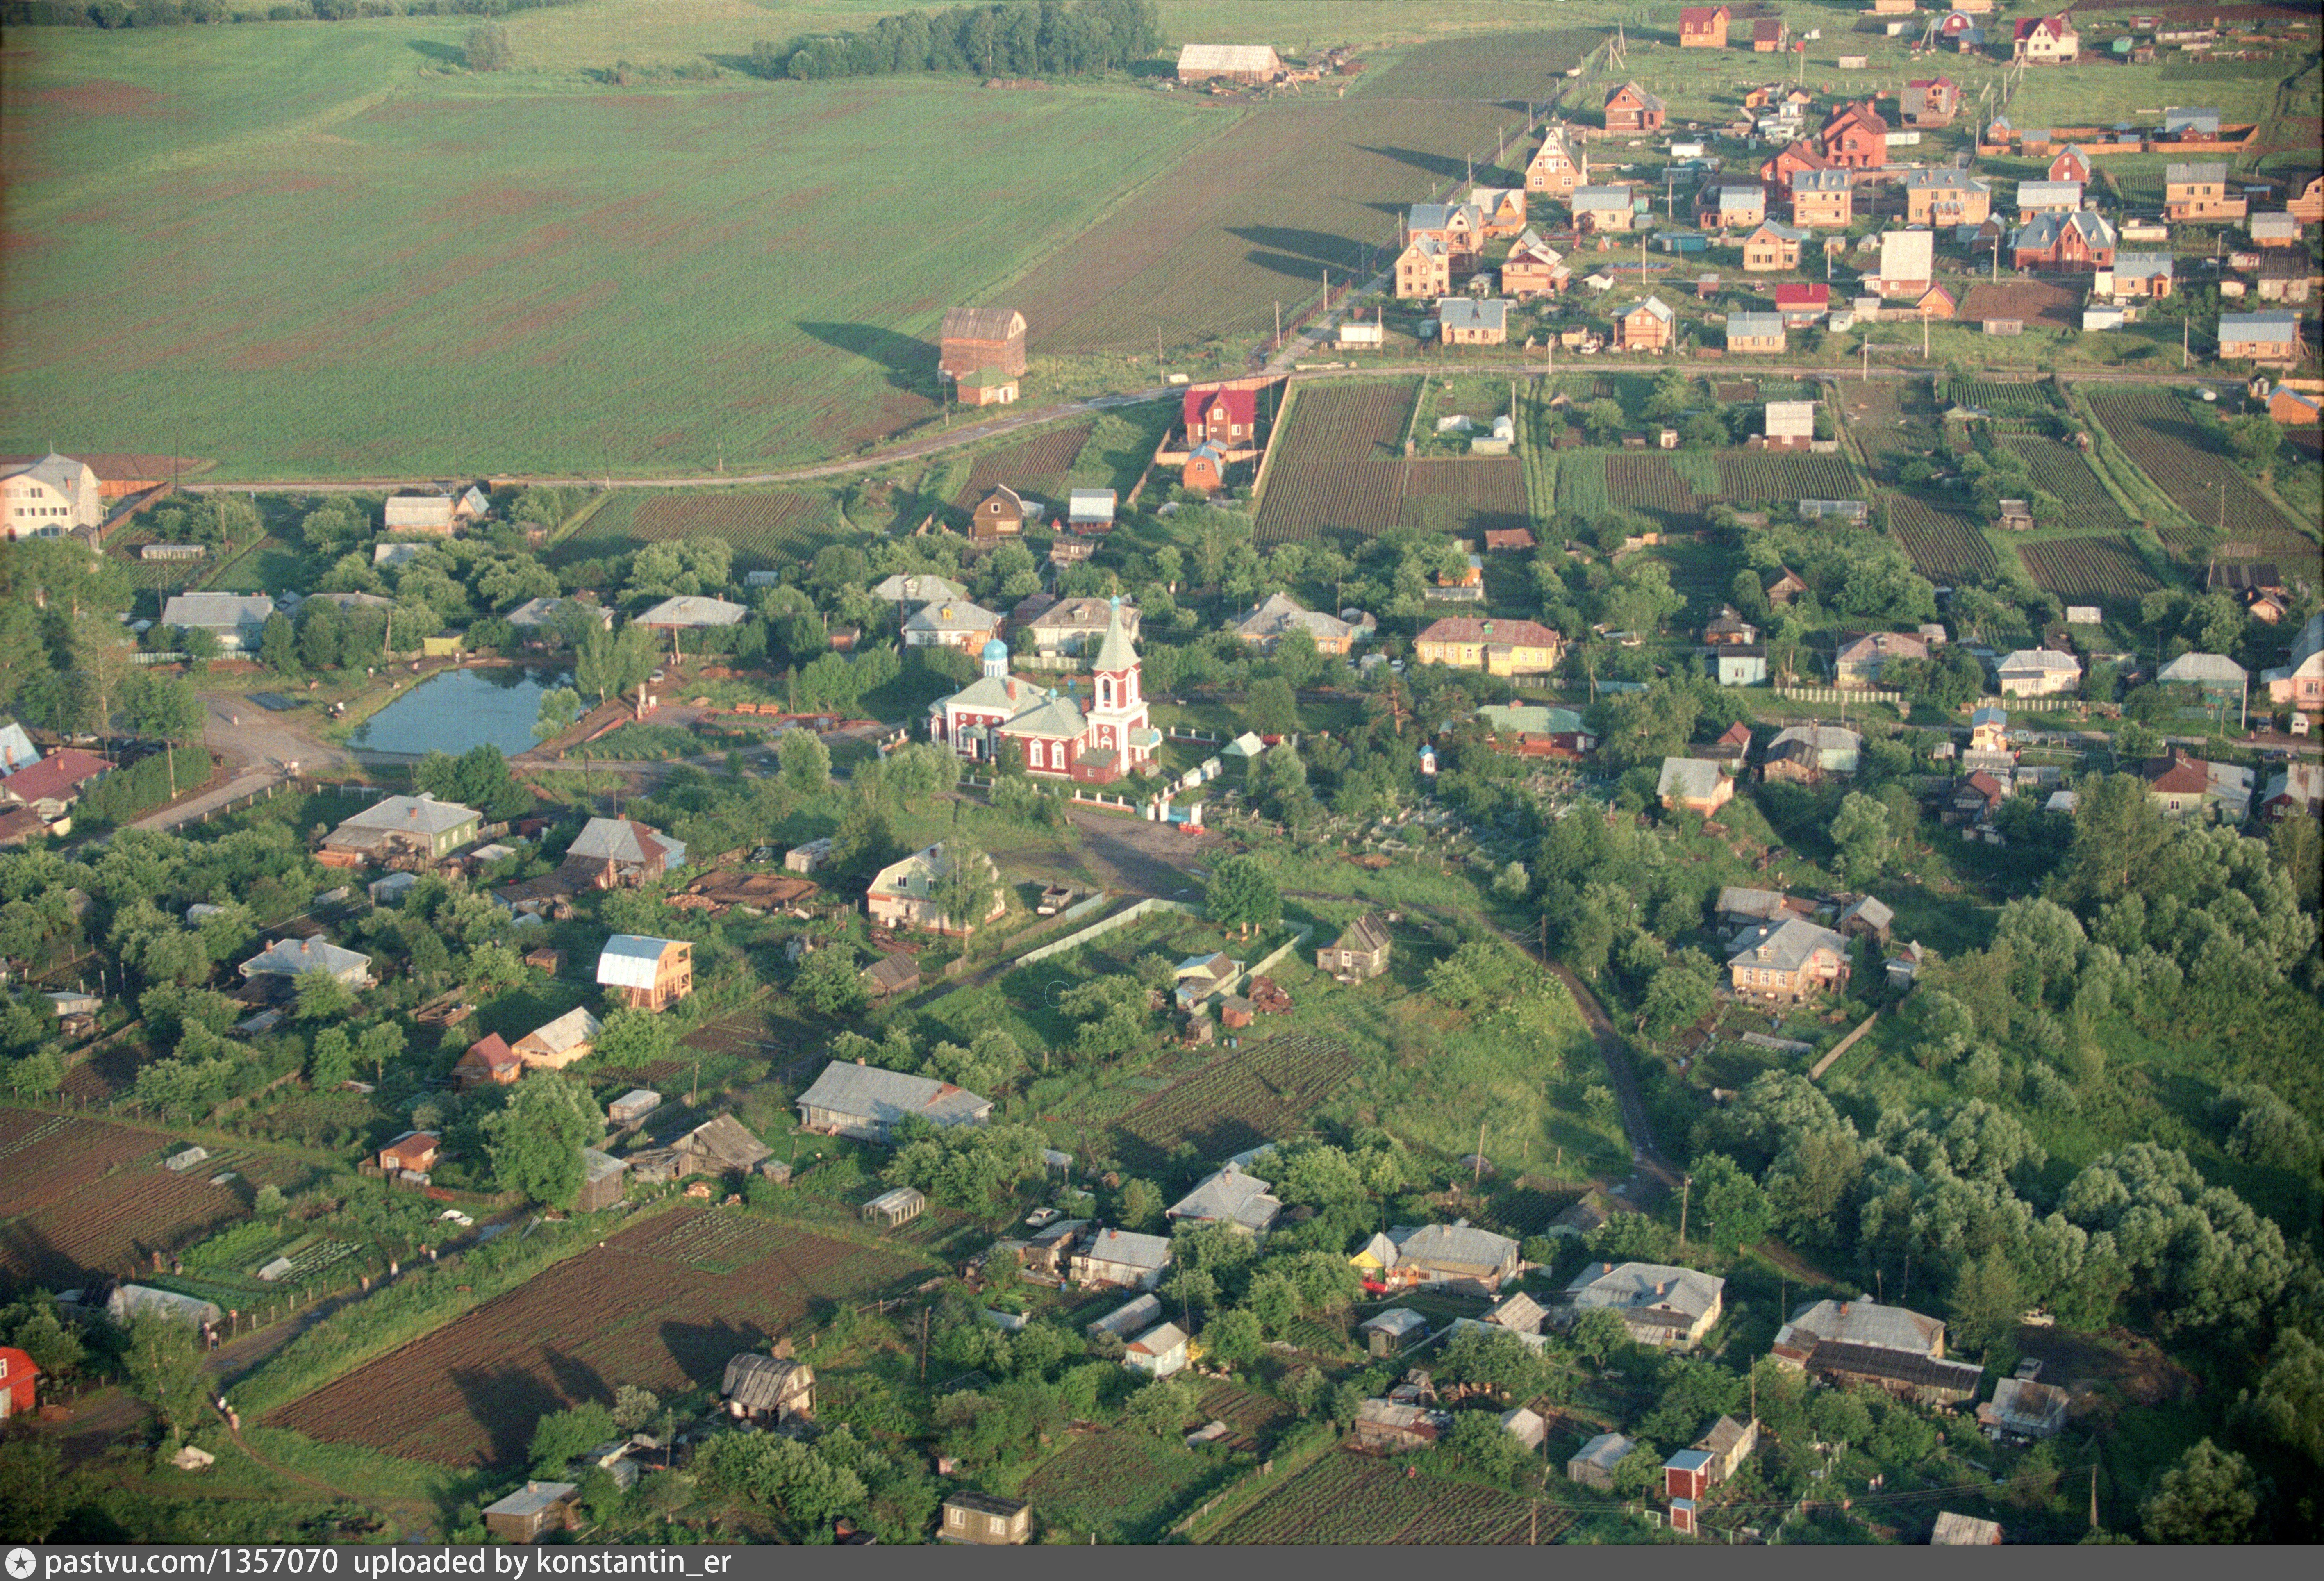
top-left (466, 21), bottom-right (513, 72)
top-left (1693, 1152), bottom-right (1773, 1256)
top-left (594, 1007), bottom-right (678, 1069)
top-left (1829, 790), bottom-right (1892, 886)
top-left (792, 944), bottom-right (869, 1016)
top-left (0, 1431), bottom-right (66, 1542)
top-left (1204, 854), bottom-right (1280, 937)
top-left (1117, 1177), bottom-right (1163, 1231)
top-left (1121, 1375), bottom-right (1196, 1436)
top-left (576, 622), bottom-right (657, 711)
top-left (2239, 1329), bottom-right (2324, 1469)
top-left (612, 1385), bottom-right (665, 1435)
top-left (291, 967), bottom-right (356, 1024)
top-left (1569, 1306), bottom-right (1632, 1367)
top-left (125, 1312), bottom-right (211, 1448)
top-left (529, 1401), bottom-right (616, 1476)
top-left (1202, 1308), bottom-right (1263, 1366)
top-left (933, 843), bottom-right (998, 934)
top-left (778, 728), bottom-right (830, 794)
top-left (2142, 1440), bottom-right (2262, 1544)
top-left (1244, 675), bottom-right (1300, 737)
top-left (533, 685), bottom-right (584, 744)
top-left (1947, 1246), bottom-right (2023, 1356)
top-left (483, 1073), bottom-right (604, 1208)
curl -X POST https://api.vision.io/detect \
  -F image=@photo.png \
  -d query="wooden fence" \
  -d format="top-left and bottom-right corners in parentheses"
top-left (1809, 1010), bottom-right (1883, 1081)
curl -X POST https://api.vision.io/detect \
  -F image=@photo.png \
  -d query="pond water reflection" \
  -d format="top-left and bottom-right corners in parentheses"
top-left (349, 666), bottom-right (572, 758)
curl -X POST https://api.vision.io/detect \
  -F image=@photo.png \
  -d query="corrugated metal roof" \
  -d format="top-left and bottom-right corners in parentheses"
top-left (1176, 43), bottom-right (1281, 74)
top-left (596, 935), bottom-right (683, 990)
top-left (1394, 1221), bottom-right (1519, 1273)
top-left (795, 1060), bottom-right (991, 1130)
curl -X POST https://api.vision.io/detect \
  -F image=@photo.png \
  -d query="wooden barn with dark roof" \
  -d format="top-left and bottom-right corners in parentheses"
top-left (939, 307), bottom-right (1028, 381)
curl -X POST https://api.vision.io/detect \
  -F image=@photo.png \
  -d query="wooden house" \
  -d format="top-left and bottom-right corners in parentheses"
top-left (1525, 124), bottom-right (1587, 195)
top-left (576, 1149), bottom-right (628, 1212)
top-left (1390, 1222), bottom-right (1521, 1294)
top-left (1354, 1399), bottom-right (1451, 1453)
top-left (239, 937), bottom-right (372, 1000)
top-left (1317, 913), bottom-right (1392, 981)
top-left (2288, 173), bottom-right (2324, 223)
top-left (861, 952), bottom-right (922, 999)
top-left (1932, 1513), bottom-right (2004, 1545)
top-left (969, 486), bottom-right (1025, 541)
top-left (796, 1060), bottom-right (992, 1143)
top-left (1437, 297), bottom-right (1510, 346)
top-left (0, 1344), bottom-right (38, 1421)
top-left (1414, 616), bottom-right (1564, 677)
top-left (1568, 1433), bottom-right (1636, 1490)
top-left (1571, 186), bottom-right (1637, 233)
top-left (865, 842), bottom-right (1006, 935)
top-left (1604, 81), bottom-right (1666, 134)
top-left (939, 306), bottom-right (1027, 381)
top-left (377, 1131), bottom-right (439, 1176)
top-left (1700, 184), bottom-right (1766, 231)
top-left (940, 1492), bottom-right (1032, 1546)
top-left (514, 1007), bottom-right (600, 1071)
top-left (1174, 43), bottom-right (1282, 85)
top-left (1657, 757), bottom-right (1733, 815)
top-left (1405, 201), bottom-right (1484, 264)
top-left (1726, 918), bottom-right (1850, 1003)
top-left (1614, 295), bottom-right (1676, 350)
top-left (1678, 6), bottom-right (1730, 49)
top-left (721, 1348), bottom-right (815, 1425)
top-left (1070, 1228), bottom-right (1173, 1290)
top-left (595, 935), bottom-right (693, 1011)
top-left (481, 1482), bottom-right (581, 1545)
top-left (320, 794), bottom-right (481, 869)
top-left (455, 1033), bottom-right (523, 1090)
top-left (1469, 186), bottom-right (1530, 240)
top-left (1773, 1298), bottom-right (1985, 1404)
top-left (2166, 162), bottom-right (2245, 221)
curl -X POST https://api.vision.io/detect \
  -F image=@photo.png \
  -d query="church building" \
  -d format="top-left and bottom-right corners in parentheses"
top-left (926, 597), bottom-right (1157, 783)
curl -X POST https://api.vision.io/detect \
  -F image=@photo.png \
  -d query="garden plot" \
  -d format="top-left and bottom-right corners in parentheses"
top-left (1104, 1034), bottom-right (1360, 1174)
top-left (1886, 494), bottom-right (1999, 583)
top-left (1205, 1448), bottom-right (1551, 1544)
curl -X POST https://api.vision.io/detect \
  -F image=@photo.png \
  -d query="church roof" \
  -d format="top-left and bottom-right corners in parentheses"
top-left (1092, 598), bottom-right (1138, 674)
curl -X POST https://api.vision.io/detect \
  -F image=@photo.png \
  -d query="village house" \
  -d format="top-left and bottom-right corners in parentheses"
top-left (1526, 124), bottom-right (1588, 194)
top-left (1995, 647), bottom-right (2082, 697)
top-left (1571, 186), bottom-right (1636, 233)
top-left (2260, 760), bottom-right (2324, 818)
top-left (1981, 1371), bottom-right (2072, 1441)
top-left (938, 306), bottom-right (1028, 382)
top-left (930, 601), bottom-right (1155, 781)
top-left (1561, 1261), bottom-right (1727, 1349)
top-left (2143, 748), bottom-right (2212, 815)
top-left (0, 453), bottom-right (102, 543)
top-left (1614, 295), bottom-right (1676, 350)
top-left (1819, 102), bottom-right (1888, 170)
top-left (1765, 722), bottom-right (1861, 780)
top-left (596, 935), bottom-right (692, 1011)
top-left (160, 591), bottom-right (274, 653)
top-left (1765, 398), bottom-right (1818, 447)
top-left (377, 1130), bottom-right (439, 1177)
top-left (2015, 180), bottom-right (2082, 221)
top-left (2253, 256), bottom-right (2313, 306)
top-left (903, 599), bottom-right (1004, 654)
top-left (1174, 42), bottom-right (1281, 84)
top-left (1679, 5), bottom-right (1730, 48)
top-left (0, 1344), bottom-right (39, 1422)
top-left (955, 366), bottom-right (1019, 407)
top-left (1184, 384), bottom-right (1258, 447)
top-left (864, 842), bottom-right (1006, 935)
top-left (1700, 184), bottom-right (1767, 231)
top-left (1025, 596), bottom-right (1142, 661)
top-left (1726, 312), bottom-right (1786, 354)
top-left (1406, 201), bottom-right (1484, 265)
top-left (1358, 1308), bottom-right (1430, 1357)
top-left (796, 1060), bottom-right (992, 1142)
top-left (1933, 1512), bottom-right (2004, 1546)
top-left (939, 1492), bottom-right (1032, 1547)
top-left (1906, 170), bottom-right (1991, 227)
top-left (1837, 895), bottom-right (1894, 943)
top-left (1658, 757), bottom-right (1734, 815)
top-left (722, 1347), bottom-right (815, 1426)
top-left (0, 750), bottom-right (108, 821)
top-left (1413, 616), bottom-right (1564, 676)
top-left (2218, 312), bottom-right (2306, 367)
top-left (1604, 81), bottom-right (1666, 134)
top-left (2011, 209), bottom-right (2115, 271)
top-left (1317, 913), bottom-right (1392, 981)
top-left (1389, 1222), bottom-right (1521, 1294)
top-left (628, 1113), bottom-right (772, 1186)
top-left (1438, 298), bottom-right (1510, 346)
top-left (1726, 917), bottom-right (1850, 1003)
top-left (512, 1007), bottom-right (600, 1071)
top-left (1790, 168), bottom-right (1854, 228)
top-left (1871, 230), bottom-right (1934, 297)
top-left (1774, 1297), bottom-right (1985, 1403)
top-left (1905, 76), bottom-right (1961, 128)
top-left (870, 573), bottom-right (969, 607)
top-left (2160, 107), bottom-right (2221, 141)
top-left (1072, 1228), bottom-right (1173, 1290)
top-left (2108, 253), bottom-right (2175, 299)
top-left (634, 596), bottom-right (748, 641)
top-left (1499, 229), bottom-right (1569, 298)
top-left (239, 937), bottom-right (373, 998)
top-left (2166, 162), bottom-right (2247, 222)
top-left (1121, 1320), bottom-right (1190, 1379)
top-left (454, 1033), bottom-right (523, 1090)
top-left (1715, 886), bottom-right (1810, 935)
top-left (1168, 1162), bottom-right (1283, 1235)
top-left (505, 596), bottom-right (610, 636)
top-left (1354, 1398), bottom-right (1452, 1453)
top-left (2012, 14), bottom-right (2078, 64)
top-left (1396, 234), bottom-right (1452, 299)
top-left (1231, 592), bottom-right (1373, 655)
top-left (1471, 186), bottom-right (1529, 240)
top-left (1760, 137), bottom-right (1836, 189)
top-left (969, 485), bottom-right (1024, 541)
top-left (2270, 386), bottom-right (2322, 424)
top-left (382, 492), bottom-right (459, 537)
top-left (1741, 219), bottom-right (1807, 271)
top-left (1950, 770), bottom-right (2008, 826)
top-left (1768, 287), bottom-right (1828, 334)
top-left (2158, 651), bottom-right (2249, 710)
top-left (480, 1483), bottom-right (582, 1545)
top-left (1696, 1415), bottom-right (1760, 1485)
top-left (1834, 629), bottom-right (1929, 686)
top-left (564, 816), bottom-right (684, 887)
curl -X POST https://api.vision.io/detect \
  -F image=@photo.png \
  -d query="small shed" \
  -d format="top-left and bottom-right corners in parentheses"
top-left (863, 1186), bottom-right (927, 1228)
top-left (1500, 1406), bottom-right (1548, 1450)
top-left (377, 1131), bottom-right (439, 1176)
top-left (1568, 1431), bottom-right (1636, 1490)
top-left (940, 1491), bottom-right (1032, 1545)
top-left (575, 1148), bottom-right (629, 1212)
top-left (1359, 1307), bottom-right (1430, 1357)
top-left (609, 1089), bottom-right (661, 1126)
top-left (862, 952), bottom-right (922, 999)
top-left (480, 1481), bottom-right (581, 1545)
top-left (721, 1348), bottom-right (815, 1424)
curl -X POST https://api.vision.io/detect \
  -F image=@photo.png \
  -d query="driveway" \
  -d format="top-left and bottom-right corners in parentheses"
top-left (130, 693), bottom-right (351, 834)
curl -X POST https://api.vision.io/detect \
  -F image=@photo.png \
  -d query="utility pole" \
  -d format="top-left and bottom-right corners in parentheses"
top-left (2181, 314), bottom-right (2190, 370)
top-left (1678, 1172), bottom-right (1692, 1249)
top-left (2089, 1463), bottom-right (2099, 1531)
top-left (1474, 1115), bottom-right (1487, 1188)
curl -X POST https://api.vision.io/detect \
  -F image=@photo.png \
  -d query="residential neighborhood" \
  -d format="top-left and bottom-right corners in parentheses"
top-left (0, 0), bottom-right (2315, 1556)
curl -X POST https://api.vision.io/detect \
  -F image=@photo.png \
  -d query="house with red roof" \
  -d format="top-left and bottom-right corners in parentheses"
top-left (0, 748), bottom-right (109, 819)
top-left (1758, 138), bottom-right (1836, 189)
top-left (1679, 5), bottom-right (1730, 48)
top-left (2144, 748), bottom-right (2210, 815)
top-left (2013, 15), bottom-right (2078, 65)
top-left (1773, 282), bottom-right (1831, 326)
top-left (1819, 102), bottom-right (1888, 170)
top-left (455, 1033), bottom-right (523, 1091)
top-left (1184, 385), bottom-right (1258, 447)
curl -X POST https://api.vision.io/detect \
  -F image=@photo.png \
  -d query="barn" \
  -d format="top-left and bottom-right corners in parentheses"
top-left (1176, 43), bottom-right (1283, 85)
top-left (939, 307), bottom-right (1028, 381)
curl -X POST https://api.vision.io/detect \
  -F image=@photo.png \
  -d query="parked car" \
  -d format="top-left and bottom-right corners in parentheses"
top-left (1024, 1207), bottom-right (1061, 1229)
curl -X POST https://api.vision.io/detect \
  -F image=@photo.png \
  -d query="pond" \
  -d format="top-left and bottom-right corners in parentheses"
top-left (349, 666), bottom-right (573, 758)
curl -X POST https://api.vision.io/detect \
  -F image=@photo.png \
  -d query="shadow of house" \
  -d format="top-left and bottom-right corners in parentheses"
top-left (796, 321), bottom-right (939, 395)
top-left (1228, 225), bottom-right (1368, 273)
top-left (657, 1316), bottom-right (780, 1392)
top-left (1356, 144), bottom-right (1481, 183)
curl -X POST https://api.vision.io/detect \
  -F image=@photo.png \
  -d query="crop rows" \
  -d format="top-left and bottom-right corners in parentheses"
top-left (0, 1168), bottom-right (243, 1288)
top-left (1209, 1451), bottom-right (1540, 1545)
top-left (2086, 387), bottom-right (2320, 579)
top-left (560, 489), bottom-right (841, 570)
top-left (1255, 381), bottom-right (1427, 543)
top-left (1272, 381), bottom-right (1417, 462)
top-left (1019, 1431), bottom-right (1212, 1539)
top-left (0, 1113), bottom-right (157, 1220)
top-left (2001, 437), bottom-right (2132, 532)
top-left (1887, 493), bottom-right (2000, 582)
top-left (1107, 1035), bottom-right (1358, 1173)
top-left (1943, 378), bottom-right (2057, 413)
top-left (265, 1208), bottom-right (918, 1468)
top-left (951, 423), bottom-right (1096, 509)
top-left (2019, 536), bottom-right (2162, 602)
top-left (1605, 454), bottom-right (1712, 527)
top-left (1716, 452), bottom-right (1860, 502)
top-left (1403, 457), bottom-right (1531, 537)
top-left (1198, 1382), bottom-right (1293, 1453)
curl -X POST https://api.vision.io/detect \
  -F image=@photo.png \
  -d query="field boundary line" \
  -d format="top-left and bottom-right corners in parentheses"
top-left (547, 489), bottom-right (619, 547)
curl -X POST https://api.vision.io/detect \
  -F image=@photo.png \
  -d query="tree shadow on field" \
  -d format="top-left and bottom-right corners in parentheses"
top-left (408, 40), bottom-right (468, 68)
top-left (1354, 143), bottom-right (1474, 183)
top-left (797, 321), bottom-right (935, 395)
top-left (449, 1352), bottom-right (603, 1470)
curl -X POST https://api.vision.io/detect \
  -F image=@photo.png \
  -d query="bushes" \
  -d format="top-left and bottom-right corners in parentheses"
top-left (73, 747), bottom-right (210, 828)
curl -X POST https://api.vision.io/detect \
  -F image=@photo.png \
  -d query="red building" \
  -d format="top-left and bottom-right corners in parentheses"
top-left (0, 1345), bottom-right (37, 1420)
top-left (1605, 81), bottom-right (1667, 134)
top-left (1819, 102), bottom-right (1888, 170)
top-left (1758, 138), bottom-right (1836, 189)
top-left (1183, 385), bottom-right (1258, 446)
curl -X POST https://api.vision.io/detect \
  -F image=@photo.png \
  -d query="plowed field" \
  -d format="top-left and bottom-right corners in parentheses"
top-left (1107, 1034), bottom-right (1358, 1172)
top-left (951, 422), bottom-right (1095, 509)
top-left (0, 1112), bottom-right (157, 1219)
top-left (2020, 536), bottom-right (2162, 601)
top-left (263, 1208), bottom-right (921, 1469)
top-left (1888, 493), bottom-right (1999, 582)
